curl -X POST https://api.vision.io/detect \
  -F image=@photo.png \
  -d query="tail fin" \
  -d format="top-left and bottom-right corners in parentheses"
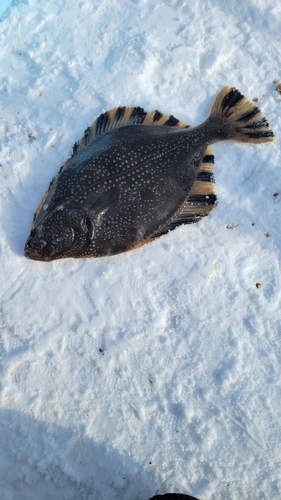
top-left (210, 86), bottom-right (274, 143)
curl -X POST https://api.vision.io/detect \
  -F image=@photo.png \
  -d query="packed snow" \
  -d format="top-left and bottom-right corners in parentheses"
top-left (1, 0), bottom-right (281, 499)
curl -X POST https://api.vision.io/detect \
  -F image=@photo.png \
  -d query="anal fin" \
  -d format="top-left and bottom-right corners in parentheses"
top-left (151, 147), bottom-right (217, 239)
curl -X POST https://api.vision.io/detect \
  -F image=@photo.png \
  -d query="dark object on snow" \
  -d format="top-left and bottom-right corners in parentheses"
top-left (149, 494), bottom-right (199, 500)
top-left (24, 86), bottom-right (274, 261)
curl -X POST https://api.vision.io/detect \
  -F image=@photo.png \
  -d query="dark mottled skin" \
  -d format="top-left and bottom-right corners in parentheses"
top-left (25, 120), bottom-right (221, 261)
top-left (25, 84), bottom-right (274, 262)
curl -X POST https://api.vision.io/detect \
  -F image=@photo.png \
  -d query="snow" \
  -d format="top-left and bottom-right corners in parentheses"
top-left (0, 0), bottom-right (281, 499)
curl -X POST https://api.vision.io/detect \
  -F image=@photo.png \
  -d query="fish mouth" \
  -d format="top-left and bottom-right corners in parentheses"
top-left (24, 245), bottom-right (51, 262)
top-left (24, 242), bottom-right (64, 262)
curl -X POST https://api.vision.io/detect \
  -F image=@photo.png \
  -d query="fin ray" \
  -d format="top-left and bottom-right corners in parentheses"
top-left (72, 106), bottom-right (192, 157)
top-left (210, 86), bottom-right (274, 143)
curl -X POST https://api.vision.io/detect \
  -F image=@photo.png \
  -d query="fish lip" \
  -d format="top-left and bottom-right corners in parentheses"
top-left (24, 243), bottom-right (63, 262)
top-left (24, 246), bottom-right (51, 262)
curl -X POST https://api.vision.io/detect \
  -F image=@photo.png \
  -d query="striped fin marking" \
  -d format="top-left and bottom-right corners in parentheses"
top-left (72, 106), bottom-right (148, 157)
top-left (182, 146), bottom-right (216, 222)
top-left (73, 106), bottom-right (192, 157)
top-left (211, 86), bottom-right (274, 143)
top-left (142, 109), bottom-right (190, 128)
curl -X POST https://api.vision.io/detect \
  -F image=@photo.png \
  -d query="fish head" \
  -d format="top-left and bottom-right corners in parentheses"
top-left (24, 205), bottom-right (93, 261)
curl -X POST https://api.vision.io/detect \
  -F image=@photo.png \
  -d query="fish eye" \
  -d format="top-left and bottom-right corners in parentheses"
top-left (32, 238), bottom-right (47, 250)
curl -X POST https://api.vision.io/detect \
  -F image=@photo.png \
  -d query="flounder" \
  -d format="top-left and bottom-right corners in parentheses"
top-left (24, 86), bottom-right (274, 261)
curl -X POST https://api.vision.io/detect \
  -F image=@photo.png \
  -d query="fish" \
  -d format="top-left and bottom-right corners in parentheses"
top-left (24, 86), bottom-right (274, 262)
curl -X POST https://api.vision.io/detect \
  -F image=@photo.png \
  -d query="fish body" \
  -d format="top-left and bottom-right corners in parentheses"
top-left (24, 87), bottom-right (274, 261)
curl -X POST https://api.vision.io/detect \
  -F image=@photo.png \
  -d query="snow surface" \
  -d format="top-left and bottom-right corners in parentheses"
top-left (1, 0), bottom-right (281, 499)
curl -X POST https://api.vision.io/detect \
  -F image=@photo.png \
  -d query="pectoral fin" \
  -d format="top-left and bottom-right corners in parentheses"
top-left (90, 186), bottom-right (120, 215)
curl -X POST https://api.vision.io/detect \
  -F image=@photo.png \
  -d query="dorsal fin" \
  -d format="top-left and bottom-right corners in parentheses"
top-left (150, 147), bottom-right (217, 239)
top-left (72, 106), bottom-right (191, 157)
top-left (32, 107), bottom-right (194, 229)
